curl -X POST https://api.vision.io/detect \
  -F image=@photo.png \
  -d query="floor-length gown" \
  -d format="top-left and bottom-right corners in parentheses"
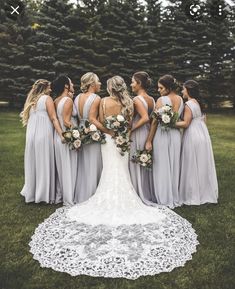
top-left (129, 95), bottom-right (156, 202)
top-left (179, 100), bottom-right (218, 205)
top-left (20, 94), bottom-right (55, 203)
top-left (29, 122), bottom-right (198, 279)
top-left (54, 96), bottom-right (78, 205)
top-left (152, 96), bottom-right (184, 208)
top-left (74, 93), bottom-right (102, 203)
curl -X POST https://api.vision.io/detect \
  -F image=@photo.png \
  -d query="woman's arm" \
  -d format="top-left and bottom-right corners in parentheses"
top-left (145, 98), bottom-right (161, 151)
top-left (145, 119), bottom-right (158, 151)
top-left (62, 98), bottom-right (73, 128)
top-left (131, 97), bottom-right (149, 132)
top-left (90, 97), bottom-right (111, 134)
top-left (46, 96), bottom-right (64, 140)
top-left (175, 105), bottom-right (192, 129)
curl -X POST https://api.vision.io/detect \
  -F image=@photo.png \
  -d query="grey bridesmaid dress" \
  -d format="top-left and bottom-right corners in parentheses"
top-left (129, 95), bottom-right (156, 202)
top-left (179, 100), bottom-right (218, 205)
top-left (20, 94), bottom-right (55, 203)
top-left (74, 93), bottom-right (102, 203)
top-left (152, 96), bottom-right (184, 208)
top-left (54, 96), bottom-right (78, 205)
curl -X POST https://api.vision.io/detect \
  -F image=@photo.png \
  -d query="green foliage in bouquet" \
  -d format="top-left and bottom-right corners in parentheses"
top-left (80, 120), bottom-right (106, 145)
top-left (151, 104), bottom-right (179, 130)
top-left (131, 149), bottom-right (152, 169)
top-left (62, 127), bottom-right (81, 150)
top-left (104, 114), bottom-right (131, 156)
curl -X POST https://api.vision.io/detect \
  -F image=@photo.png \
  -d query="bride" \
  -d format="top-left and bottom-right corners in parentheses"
top-left (29, 76), bottom-right (198, 279)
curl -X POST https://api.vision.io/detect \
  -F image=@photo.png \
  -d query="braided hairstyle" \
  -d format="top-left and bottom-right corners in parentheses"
top-left (107, 76), bottom-right (134, 121)
top-left (20, 79), bottom-right (50, 126)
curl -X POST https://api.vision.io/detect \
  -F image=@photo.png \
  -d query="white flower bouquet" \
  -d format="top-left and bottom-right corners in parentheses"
top-left (151, 104), bottom-right (179, 130)
top-left (80, 120), bottom-right (106, 145)
top-left (114, 134), bottom-right (131, 156)
top-left (62, 127), bottom-right (82, 150)
top-left (104, 114), bottom-right (128, 136)
top-left (104, 114), bottom-right (131, 156)
top-left (131, 149), bottom-right (152, 169)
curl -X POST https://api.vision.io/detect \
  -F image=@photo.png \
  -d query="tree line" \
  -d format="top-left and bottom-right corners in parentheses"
top-left (0, 0), bottom-right (234, 110)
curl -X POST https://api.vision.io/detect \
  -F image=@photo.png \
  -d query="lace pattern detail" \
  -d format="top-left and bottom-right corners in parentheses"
top-left (29, 207), bottom-right (198, 279)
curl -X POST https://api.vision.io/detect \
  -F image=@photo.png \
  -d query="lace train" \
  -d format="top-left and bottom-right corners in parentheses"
top-left (29, 206), bottom-right (198, 279)
top-left (29, 135), bottom-right (198, 279)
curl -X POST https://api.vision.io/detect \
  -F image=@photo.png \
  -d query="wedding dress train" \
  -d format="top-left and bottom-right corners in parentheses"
top-left (29, 134), bottom-right (198, 279)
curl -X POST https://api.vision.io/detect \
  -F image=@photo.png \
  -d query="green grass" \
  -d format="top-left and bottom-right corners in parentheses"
top-left (0, 112), bottom-right (235, 289)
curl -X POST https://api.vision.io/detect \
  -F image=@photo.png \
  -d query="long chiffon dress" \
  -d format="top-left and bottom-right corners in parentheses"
top-left (54, 96), bottom-right (78, 205)
top-left (152, 96), bottom-right (184, 208)
top-left (74, 93), bottom-right (102, 203)
top-left (20, 94), bottom-right (55, 203)
top-left (129, 95), bottom-right (156, 203)
top-left (179, 99), bottom-right (218, 205)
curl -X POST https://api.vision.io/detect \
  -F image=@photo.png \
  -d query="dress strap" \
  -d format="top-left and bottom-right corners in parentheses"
top-left (136, 95), bottom-right (148, 109)
top-left (74, 94), bottom-right (81, 119)
top-left (83, 93), bottom-right (97, 119)
top-left (103, 98), bottom-right (106, 118)
top-left (152, 97), bottom-right (155, 110)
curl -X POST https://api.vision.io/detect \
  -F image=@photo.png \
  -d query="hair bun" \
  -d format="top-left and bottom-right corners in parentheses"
top-left (133, 71), bottom-right (152, 90)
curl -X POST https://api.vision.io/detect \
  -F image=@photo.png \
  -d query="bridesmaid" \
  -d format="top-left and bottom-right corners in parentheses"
top-left (129, 71), bottom-right (156, 203)
top-left (145, 75), bottom-right (184, 208)
top-left (52, 75), bottom-right (78, 205)
top-left (175, 80), bottom-right (218, 205)
top-left (74, 72), bottom-right (106, 203)
top-left (20, 79), bottom-right (64, 203)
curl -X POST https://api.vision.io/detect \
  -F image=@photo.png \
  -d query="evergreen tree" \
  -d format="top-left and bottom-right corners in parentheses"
top-left (0, 0), bottom-right (35, 108)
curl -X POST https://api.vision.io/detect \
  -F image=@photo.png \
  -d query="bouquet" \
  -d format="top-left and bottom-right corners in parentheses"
top-left (62, 127), bottom-right (82, 150)
top-left (131, 149), bottom-right (152, 169)
top-left (104, 114), bottom-right (131, 156)
top-left (80, 120), bottom-right (106, 145)
top-left (104, 114), bottom-right (128, 136)
top-left (151, 104), bottom-right (179, 130)
top-left (114, 134), bottom-right (131, 156)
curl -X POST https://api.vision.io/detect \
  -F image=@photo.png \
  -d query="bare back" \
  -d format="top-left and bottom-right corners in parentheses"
top-left (100, 97), bottom-right (123, 121)
top-left (144, 95), bottom-right (155, 111)
top-left (77, 93), bottom-right (90, 119)
top-left (156, 93), bottom-right (182, 113)
top-left (166, 94), bottom-right (182, 112)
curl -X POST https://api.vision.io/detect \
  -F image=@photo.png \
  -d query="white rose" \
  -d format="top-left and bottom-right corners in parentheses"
top-left (63, 131), bottom-right (72, 139)
top-left (116, 135), bottom-right (125, 145)
top-left (163, 105), bottom-right (171, 112)
top-left (162, 114), bottom-right (170, 124)
top-left (89, 124), bottom-right (97, 131)
top-left (140, 154), bottom-right (149, 163)
top-left (117, 115), bottom-right (125, 122)
top-left (113, 121), bottom-right (121, 127)
top-left (84, 127), bottom-right (90, 134)
top-left (92, 132), bottom-right (100, 141)
top-left (157, 108), bottom-right (163, 114)
top-left (73, 139), bottom-right (81, 149)
top-left (72, 129), bottom-right (80, 139)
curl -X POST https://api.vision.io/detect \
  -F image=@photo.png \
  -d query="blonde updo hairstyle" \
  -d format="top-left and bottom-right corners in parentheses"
top-left (107, 75), bottom-right (134, 120)
top-left (20, 79), bottom-right (50, 126)
top-left (80, 72), bottom-right (99, 93)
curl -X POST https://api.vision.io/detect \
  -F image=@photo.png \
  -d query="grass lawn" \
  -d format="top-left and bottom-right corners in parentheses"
top-left (0, 111), bottom-right (235, 289)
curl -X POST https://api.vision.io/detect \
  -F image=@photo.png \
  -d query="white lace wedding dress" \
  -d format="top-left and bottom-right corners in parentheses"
top-left (29, 134), bottom-right (199, 279)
